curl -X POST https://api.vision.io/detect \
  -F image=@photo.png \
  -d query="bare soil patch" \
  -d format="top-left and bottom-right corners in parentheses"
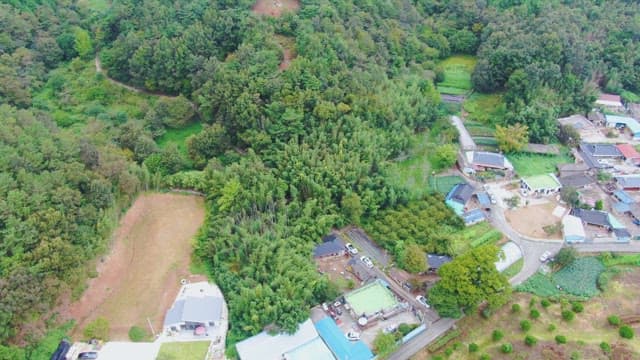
top-left (252, 0), bottom-right (300, 17)
top-left (62, 193), bottom-right (205, 340)
top-left (506, 202), bottom-right (562, 239)
top-left (275, 35), bottom-right (296, 70)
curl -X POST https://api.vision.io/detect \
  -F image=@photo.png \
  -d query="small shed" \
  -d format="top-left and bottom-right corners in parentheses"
top-left (562, 215), bottom-right (586, 244)
top-left (426, 254), bottom-right (452, 272)
top-left (520, 174), bottom-right (562, 196)
top-left (313, 234), bottom-right (345, 259)
top-left (462, 209), bottom-right (486, 226)
top-left (616, 144), bottom-right (640, 164)
top-left (616, 175), bottom-right (640, 190)
top-left (605, 115), bottom-right (640, 140)
top-left (613, 190), bottom-right (635, 205)
top-left (596, 93), bottom-right (624, 109)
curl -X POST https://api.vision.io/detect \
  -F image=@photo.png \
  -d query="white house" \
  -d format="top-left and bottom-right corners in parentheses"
top-left (163, 281), bottom-right (225, 336)
top-left (562, 215), bottom-right (586, 244)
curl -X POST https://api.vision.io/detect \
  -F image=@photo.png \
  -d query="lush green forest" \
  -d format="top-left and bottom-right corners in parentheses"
top-left (2, 0), bottom-right (640, 358)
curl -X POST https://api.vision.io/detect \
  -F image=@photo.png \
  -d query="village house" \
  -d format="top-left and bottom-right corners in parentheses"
top-left (313, 234), bottom-right (346, 259)
top-left (445, 183), bottom-right (474, 215)
top-left (520, 174), bottom-right (562, 196)
top-left (616, 143), bottom-right (640, 165)
top-left (163, 282), bottom-right (225, 337)
top-left (460, 151), bottom-right (514, 174)
top-left (557, 163), bottom-right (589, 178)
top-left (596, 93), bottom-right (625, 111)
top-left (578, 142), bottom-right (622, 169)
top-left (616, 175), bottom-right (640, 191)
top-left (605, 115), bottom-right (640, 140)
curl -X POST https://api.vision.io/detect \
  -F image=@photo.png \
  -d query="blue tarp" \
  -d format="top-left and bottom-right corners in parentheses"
top-left (614, 190), bottom-right (635, 204)
top-left (314, 318), bottom-right (373, 360)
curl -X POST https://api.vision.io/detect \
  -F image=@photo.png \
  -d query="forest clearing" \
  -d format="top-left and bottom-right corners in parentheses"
top-left (251, 0), bottom-right (300, 17)
top-left (63, 193), bottom-right (205, 340)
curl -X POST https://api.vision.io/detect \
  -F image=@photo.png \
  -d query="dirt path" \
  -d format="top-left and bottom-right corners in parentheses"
top-left (62, 193), bottom-right (205, 340)
top-left (252, 0), bottom-right (300, 17)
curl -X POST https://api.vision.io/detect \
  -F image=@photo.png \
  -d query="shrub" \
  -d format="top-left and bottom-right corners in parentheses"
top-left (600, 342), bottom-right (611, 354)
top-left (128, 326), bottom-right (147, 342)
top-left (530, 309), bottom-right (540, 319)
top-left (520, 320), bottom-right (532, 332)
top-left (529, 297), bottom-right (537, 307)
top-left (481, 307), bottom-right (492, 319)
top-left (608, 315), bottom-right (621, 326)
top-left (619, 325), bottom-right (635, 339)
top-left (524, 335), bottom-right (537, 346)
top-left (548, 323), bottom-right (557, 332)
top-left (480, 355), bottom-right (490, 360)
top-left (511, 303), bottom-right (521, 313)
top-left (492, 329), bottom-right (504, 342)
top-left (555, 335), bottom-right (567, 344)
top-left (562, 310), bottom-right (575, 321)
top-left (468, 343), bottom-right (479, 353)
top-left (444, 348), bottom-right (453, 356)
top-left (453, 342), bottom-right (462, 350)
top-left (431, 356), bottom-right (443, 360)
top-left (83, 317), bottom-right (109, 341)
top-left (570, 351), bottom-right (581, 360)
top-left (501, 343), bottom-right (513, 354)
top-left (541, 299), bottom-right (551, 308)
top-left (571, 302), bottom-right (584, 313)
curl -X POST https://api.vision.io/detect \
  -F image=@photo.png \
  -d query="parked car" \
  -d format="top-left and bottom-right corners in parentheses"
top-left (78, 352), bottom-right (98, 360)
top-left (633, 219), bottom-right (640, 226)
top-left (360, 256), bottom-right (373, 268)
top-left (490, 194), bottom-right (497, 204)
top-left (416, 295), bottom-right (430, 308)
top-left (345, 243), bottom-right (358, 255)
top-left (539, 251), bottom-right (552, 262)
top-left (346, 331), bottom-right (360, 341)
top-left (50, 339), bottom-right (71, 360)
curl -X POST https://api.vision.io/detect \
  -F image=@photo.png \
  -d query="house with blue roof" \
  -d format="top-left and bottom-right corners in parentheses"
top-left (314, 317), bottom-right (373, 360)
top-left (605, 115), bottom-right (640, 140)
top-left (445, 183), bottom-right (474, 215)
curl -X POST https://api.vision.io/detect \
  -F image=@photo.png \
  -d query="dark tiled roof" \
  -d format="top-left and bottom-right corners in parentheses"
top-left (426, 254), bottom-right (452, 270)
top-left (614, 228), bottom-right (631, 239)
top-left (571, 208), bottom-right (610, 227)
top-left (314, 235), bottom-right (345, 258)
top-left (557, 163), bottom-right (589, 173)
top-left (580, 143), bottom-right (621, 157)
top-left (559, 175), bottom-right (595, 188)
top-left (472, 151), bottom-right (506, 168)
top-left (446, 183), bottom-right (474, 205)
top-left (616, 176), bottom-right (640, 189)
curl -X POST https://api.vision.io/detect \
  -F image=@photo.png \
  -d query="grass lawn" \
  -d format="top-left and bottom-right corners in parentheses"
top-left (502, 258), bottom-right (524, 279)
top-left (436, 55), bottom-right (477, 95)
top-left (451, 222), bottom-right (503, 255)
top-left (157, 341), bottom-right (210, 360)
top-left (429, 175), bottom-right (465, 195)
top-left (157, 121), bottom-right (203, 155)
top-left (463, 92), bottom-right (506, 124)
top-left (416, 266), bottom-right (640, 359)
top-left (386, 133), bottom-right (436, 199)
top-left (508, 151), bottom-right (573, 177)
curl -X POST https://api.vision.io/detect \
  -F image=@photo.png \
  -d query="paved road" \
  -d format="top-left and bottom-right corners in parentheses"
top-left (450, 116), bottom-right (476, 150)
top-left (575, 242), bottom-right (640, 253)
top-left (387, 318), bottom-right (456, 360)
top-left (343, 228), bottom-right (391, 267)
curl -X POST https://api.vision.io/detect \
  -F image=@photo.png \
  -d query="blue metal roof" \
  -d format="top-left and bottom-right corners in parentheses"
top-left (613, 202), bottom-right (631, 214)
top-left (314, 317), bottom-right (373, 360)
top-left (476, 192), bottom-right (491, 207)
top-left (614, 190), bottom-right (635, 204)
top-left (462, 209), bottom-right (486, 224)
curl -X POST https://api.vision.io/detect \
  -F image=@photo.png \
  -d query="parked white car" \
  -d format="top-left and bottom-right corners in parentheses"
top-left (360, 256), bottom-right (374, 268)
top-left (345, 243), bottom-right (358, 255)
top-left (539, 251), bottom-right (552, 262)
top-left (416, 295), bottom-right (430, 308)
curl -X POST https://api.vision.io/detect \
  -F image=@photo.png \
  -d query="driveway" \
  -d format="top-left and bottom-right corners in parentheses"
top-left (450, 115), bottom-right (476, 150)
top-left (343, 228), bottom-right (391, 267)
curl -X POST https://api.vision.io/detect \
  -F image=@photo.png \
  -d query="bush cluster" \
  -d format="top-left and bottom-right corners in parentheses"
top-left (600, 342), bottom-right (611, 354)
top-left (562, 310), bottom-right (575, 321)
top-left (511, 303), bottom-right (521, 313)
top-left (571, 302), bottom-right (584, 313)
top-left (492, 330), bottom-right (504, 342)
top-left (555, 335), bottom-right (567, 344)
top-left (501, 343), bottom-right (513, 354)
top-left (520, 320), bottom-right (531, 332)
top-left (530, 309), bottom-right (540, 319)
top-left (468, 343), bottom-right (479, 353)
top-left (619, 325), bottom-right (634, 339)
top-left (524, 335), bottom-right (537, 346)
top-left (608, 315), bottom-right (621, 326)
top-left (541, 299), bottom-right (551, 308)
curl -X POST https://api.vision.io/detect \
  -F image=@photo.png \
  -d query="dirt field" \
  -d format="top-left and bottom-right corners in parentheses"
top-left (252, 0), bottom-right (300, 17)
top-left (506, 202), bottom-right (564, 239)
top-left (63, 193), bottom-right (205, 340)
top-left (413, 268), bottom-right (640, 359)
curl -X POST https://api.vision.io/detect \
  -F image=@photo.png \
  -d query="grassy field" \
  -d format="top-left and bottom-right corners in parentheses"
top-left (436, 56), bottom-right (477, 95)
top-left (508, 151), bottom-right (573, 177)
top-left (386, 133), bottom-right (436, 199)
top-left (157, 121), bottom-right (203, 155)
top-left (451, 222), bottom-right (503, 255)
top-left (415, 266), bottom-right (640, 360)
top-left (66, 193), bottom-right (206, 340)
top-left (463, 92), bottom-right (506, 124)
top-left (157, 341), bottom-right (210, 360)
top-left (502, 258), bottom-right (524, 279)
top-left (429, 175), bottom-right (465, 195)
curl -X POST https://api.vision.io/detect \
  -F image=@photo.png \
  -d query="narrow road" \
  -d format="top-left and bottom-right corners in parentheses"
top-left (343, 228), bottom-right (391, 267)
top-left (387, 318), bottom-right (456, 360)
top-left (450, 115), bottom-right (476, 151)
